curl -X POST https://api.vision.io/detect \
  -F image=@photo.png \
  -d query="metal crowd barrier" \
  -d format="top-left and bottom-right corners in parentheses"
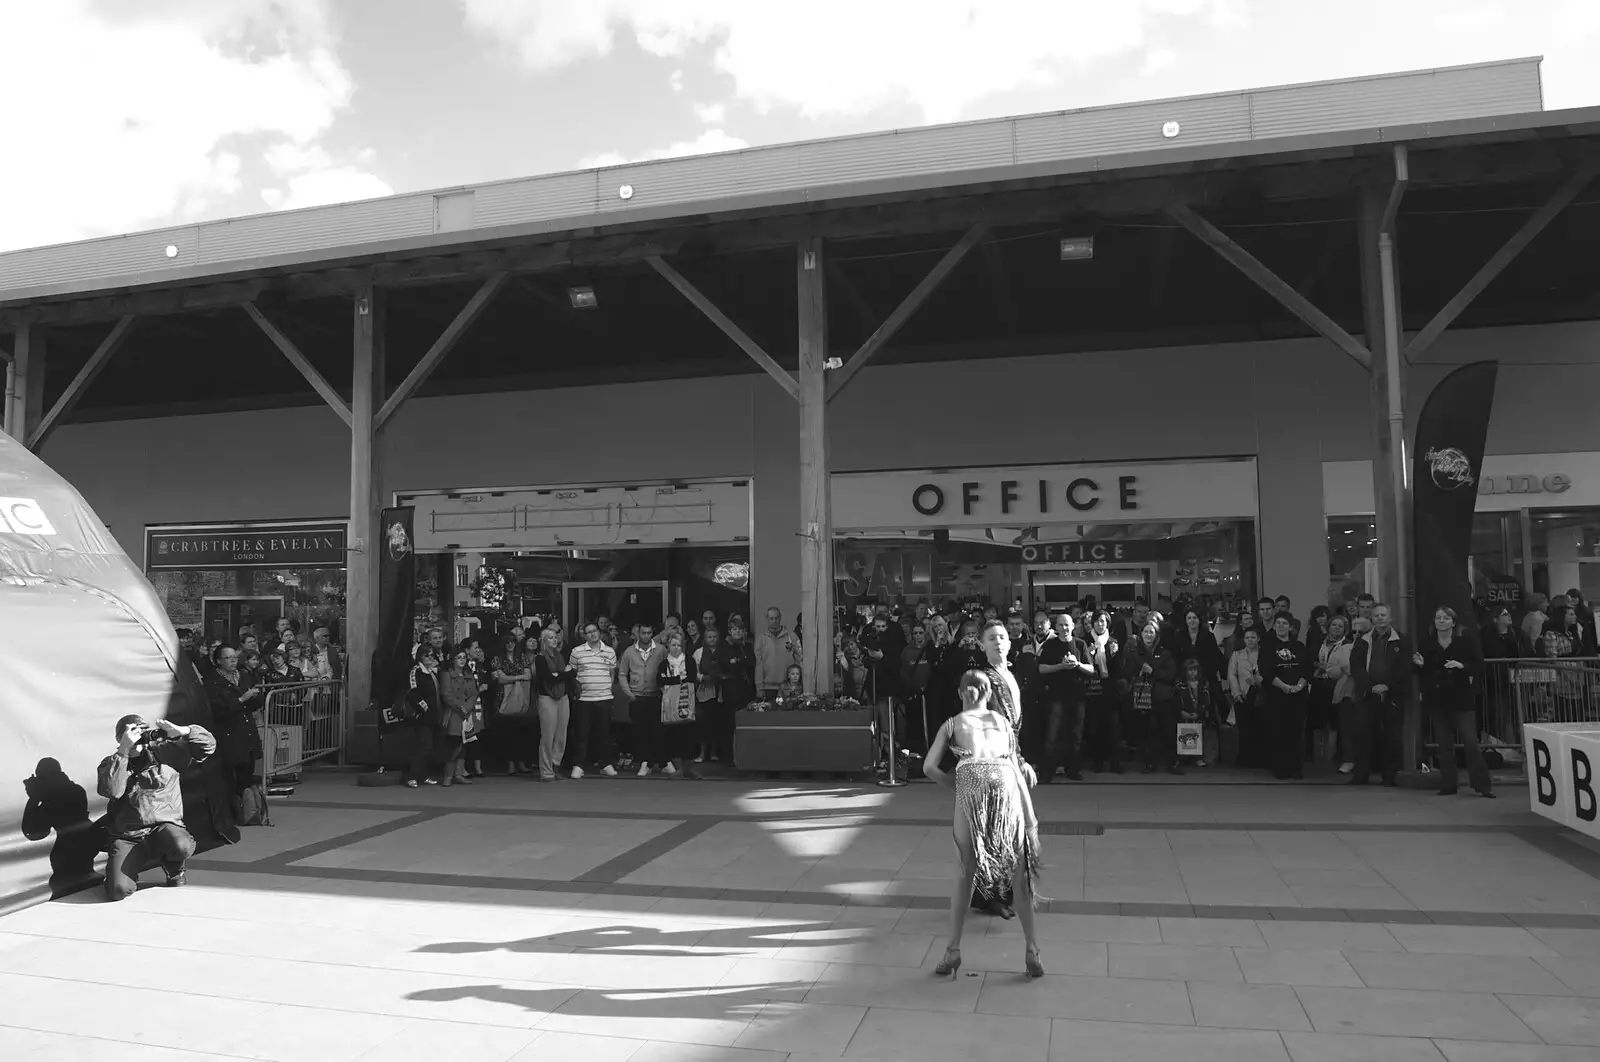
top-left (1478, 657), bottom-right (1600, 752)
top-left (258, 679), bottom-right (345, 800)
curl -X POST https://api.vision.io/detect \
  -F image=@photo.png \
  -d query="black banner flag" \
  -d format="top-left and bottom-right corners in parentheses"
top-left (374, 507), bottom-right (416, 725)
top-left (1412, 361), bottom-right (1498, 640)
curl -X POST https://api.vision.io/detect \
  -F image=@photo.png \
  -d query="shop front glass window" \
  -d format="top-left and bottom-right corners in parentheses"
top-left (1327, 517), bottom-right (1377, 607)
top-left (1530, 508), bottom-right (1600, 604)
top-left (148, 567), bottom-right (346, 647)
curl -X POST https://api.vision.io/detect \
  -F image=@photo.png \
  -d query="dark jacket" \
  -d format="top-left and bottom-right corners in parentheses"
top-left (532, 651), bottom-right (575, 699)
top-left (1039, 636), bottom-right (1092, 701)
top-left (1169, 625), bottom-right (1225, 684)
top-left (899, 641), bottom-right (935, 697)
top-left (407, 663), bottom-right (444, 726)
top-left (1119, 639), bottom-right (1177, 708)
top-left (1415, 632), bottom-right (1481, 709)
top-left (1263, 633), bottom-right (1312, 695)
top-left (1351, 626), bottom-right (1411, 704)
top-left (1479, 626), bottom-right (1525, 661)
top-left (96, 726), bottom-right (217, 839)
top-left (205, 670), bottom-right (264, 765)
top-left (715, 640), bottom-right (757, 708)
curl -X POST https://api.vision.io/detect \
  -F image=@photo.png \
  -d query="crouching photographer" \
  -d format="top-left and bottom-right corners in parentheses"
top-left (96, 715), bottom-right (216, 901)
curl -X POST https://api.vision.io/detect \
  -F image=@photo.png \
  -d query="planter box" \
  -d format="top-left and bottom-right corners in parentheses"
top-left (734, 709), bottom-right (874, 772)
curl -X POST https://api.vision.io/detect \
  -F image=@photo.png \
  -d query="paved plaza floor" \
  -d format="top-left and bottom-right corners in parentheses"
top-left (4, 773), bottom-right (1600, 1060)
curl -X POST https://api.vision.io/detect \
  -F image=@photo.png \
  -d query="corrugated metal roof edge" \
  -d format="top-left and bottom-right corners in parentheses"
top-left (5, 98), bottom-right (1597, 310)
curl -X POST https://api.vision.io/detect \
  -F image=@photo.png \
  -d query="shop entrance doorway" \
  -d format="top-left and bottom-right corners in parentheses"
top-left (563, 581), bottom-right (673, 637)
top-left (1028, 568), bottom-right (1150, 611)
top-left (202, 596), bottom-right (284, 645)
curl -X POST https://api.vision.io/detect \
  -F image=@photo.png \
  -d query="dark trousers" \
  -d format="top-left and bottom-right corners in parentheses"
top-left (1235, 694), bottom-right (1268, 769)
top-left (1268, 689), bottom-right (1308, 780)
top-left (697, 697), bottom-right (731, 757)
top-left (1039, 696), bottom-right (1085, 780)
top-left (406, 721), bottom-right (438, 781)
top-left (568, 698), bottom-right (614, 768)
top-left (1351, 695), bottom-right (1402, 784)
top-left (1086, 687), bottom-right (1123, 769)
top-left (493, 713), bottom-right (538, 768)
top-left (106, 824), bottom-right (195, 901)
top-left (629, 695), bottom-right (665, 767)
top-left (1429, 702), bottom-right (1492, 793)
top-left (1138, 703), bottom-right (1178, 769)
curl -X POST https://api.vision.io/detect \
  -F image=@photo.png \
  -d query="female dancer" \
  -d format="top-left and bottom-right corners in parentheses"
top-left (923, 669), bottom-right (1044, 980)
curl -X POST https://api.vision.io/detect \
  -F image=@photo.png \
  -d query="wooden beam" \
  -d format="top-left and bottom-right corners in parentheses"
top-left (828, 221), bottom-right (988, 401)
top-left (345, 287), bottom-right (385, 727)
top-left (1405, 157), bottom-right (1600, 362)
top-left (1166, 204), bottom-right (1371, 369)
top-left (1, 280), bottom-right (270, 329)
top-left (796, 236), bottom-right (834, 696)
top-left (27, 316), bottom-right (135, 451)
top-left (375, 271), bottom-right (507, 429)
top-left (646, 254), bottom-right (799, 400)
top-left (1379, 144), bottom-right (1410, 235)
top-left (243, 303), bottom-right (353, 428)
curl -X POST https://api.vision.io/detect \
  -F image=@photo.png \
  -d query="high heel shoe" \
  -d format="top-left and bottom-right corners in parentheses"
top-left (1024, 945), bottom-right (1045, 979)
top-left (933, 945), bottom-right (962, 980)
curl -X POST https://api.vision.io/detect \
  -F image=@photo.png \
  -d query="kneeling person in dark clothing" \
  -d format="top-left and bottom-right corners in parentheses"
top-left (97, 715), bottom-right (216, 900)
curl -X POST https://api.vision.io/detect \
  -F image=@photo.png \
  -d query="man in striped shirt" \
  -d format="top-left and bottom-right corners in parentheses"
top-left (567, 622), bottom-right (619, 778)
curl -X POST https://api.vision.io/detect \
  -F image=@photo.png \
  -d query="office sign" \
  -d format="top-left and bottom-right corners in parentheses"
top-left (1525, 723), bottom-right (1600, 839)
top-left (146, 522), bottom-right (348, 571)
top-left (833, 459), bottom-right (1257, 531)
top-left (1020, 540), bottom-right (1169, 564)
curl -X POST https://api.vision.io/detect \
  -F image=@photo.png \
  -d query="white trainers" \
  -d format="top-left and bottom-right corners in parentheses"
top-left (637, 764), bottom-right (652, 778)
top-left (571, 766), bottom-right (584, 780)
top-left (663, 762), bottom-right (678, 777)
top-left (600, 765), bottom-right (618, 777)
top-left (1338, 761), bottom-right (1355, 774)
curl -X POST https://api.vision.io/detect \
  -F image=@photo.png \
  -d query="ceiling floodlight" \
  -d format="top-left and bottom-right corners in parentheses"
top-left (567, 286), bottom-right (598, 310)
top-left (1059, 236), bottom-right (1094, 261)
top-left (1161, 120), bottom-right (1181, 139)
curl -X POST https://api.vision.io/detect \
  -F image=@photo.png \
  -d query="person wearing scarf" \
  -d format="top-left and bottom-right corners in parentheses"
top-left (655, 629), bottom-right (699, 779)
top-left (1084, 611), bottom-right (1124, 774)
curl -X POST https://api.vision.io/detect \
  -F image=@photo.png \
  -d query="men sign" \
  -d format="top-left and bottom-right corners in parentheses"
top-left (1524, 723), bottom-right (1600, 838)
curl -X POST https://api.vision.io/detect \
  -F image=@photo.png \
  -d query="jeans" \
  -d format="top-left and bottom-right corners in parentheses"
top-left (537, 695), bottom-right (570, 779)
top-left (1429, 701), bottom-right (1491, 793)
top-left (1352, 695), bottom-right (1402, 783)
top-left (568, 698), bottom-right (613, 769)
top-left (628, 695), bottom-right (664, 768)
top-left (1039, 696), bottom-right (1085, 780)
top-left (106, 823), bottom-right (195, 901)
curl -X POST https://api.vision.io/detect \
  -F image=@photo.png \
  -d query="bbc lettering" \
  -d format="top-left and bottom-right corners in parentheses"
top-left (1525, 725), bottom-right (1600, 840)
top-left (0, 497), bottom-right (57, 536)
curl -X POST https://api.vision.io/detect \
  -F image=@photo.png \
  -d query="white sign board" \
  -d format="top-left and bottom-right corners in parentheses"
top-left (1524, 723), bottom-right (1600, 839)
top-left (406, 480), bottom-right (750, 553)
top-left (832, 459), bottom-right (1258, 532)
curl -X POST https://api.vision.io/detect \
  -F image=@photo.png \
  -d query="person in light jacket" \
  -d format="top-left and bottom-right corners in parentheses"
top-left (754, 606), bottom-right (803, 697)
top-left (1314, 614), bottom-right (1358, 773)
top-left (1414, 605), bottom-right (1492, 798)
top-left (439, 647), bottom-right (479, 786)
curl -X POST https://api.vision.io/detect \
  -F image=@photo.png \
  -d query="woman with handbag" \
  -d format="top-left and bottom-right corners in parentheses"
top-left (1227, 626), bottom-right (1266, 768)
top-left (440, 647), bottom-right (479, 786)
top-left (403, 644), bottom-right (445, 788)
top-left (491, 633), bottom-right (535, 775)
top-left (1121, 623), bottom-right (1180, 774)
top-left (532, 626), bottom-right (576, 782)
top-left (692, 625), bottom-right (726, 764)
top-left (656, 628), bottom-right (700, 779)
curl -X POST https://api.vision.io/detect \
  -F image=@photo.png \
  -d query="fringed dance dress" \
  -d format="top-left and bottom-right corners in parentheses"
top-left (944, 714), bottom-right (1044, 902)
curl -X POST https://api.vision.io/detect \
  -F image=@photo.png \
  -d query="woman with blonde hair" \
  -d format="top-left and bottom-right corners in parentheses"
top-left (923, 669), bottom-right (1044, 980)
top-left (531, 625), bottom-right (575, 782)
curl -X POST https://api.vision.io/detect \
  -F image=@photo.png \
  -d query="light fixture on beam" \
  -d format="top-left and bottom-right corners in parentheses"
top-left (567, 285), bottom-right (598, 310)
top-left (1059, 236), bottom-right (1094, 261)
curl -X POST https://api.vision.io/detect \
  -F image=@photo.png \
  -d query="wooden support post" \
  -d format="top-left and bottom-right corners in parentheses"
top-left (796, 237), bottom-right (835, 696)
top-left (9, 326), bottom-right (44, 446)
top-left (376, 271), bottom-right (507, 429)
top-left (28, 316), bottom-right (134, 452)
top-left (244, 303), bottom-right (353, 427)
top-left (1166, 204), bottom-right (1371, 369)
top-left (1406, 158), bottom-right (1600, 362)
top-left (828, 221), bottom-right (989, 401)
top-left (346, 287), bottom-right (385, 724)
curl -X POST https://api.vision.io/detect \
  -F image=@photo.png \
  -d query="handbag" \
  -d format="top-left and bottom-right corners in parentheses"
top-left (661, 682), bottom-right (696, 725)
top-left (497, 677), bottom-right (531, 718)
top-left (1176, 721), bottom-right (1203, 757)
top-left (1132, 676), bottom-right (1153, 713)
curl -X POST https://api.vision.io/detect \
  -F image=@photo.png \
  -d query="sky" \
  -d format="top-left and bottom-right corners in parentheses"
top-left (1, 0), bottom-right (1597, 254)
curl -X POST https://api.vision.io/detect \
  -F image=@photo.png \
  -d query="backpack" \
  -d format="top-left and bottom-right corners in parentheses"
top-left (235, 784), bottom-right (267, 827)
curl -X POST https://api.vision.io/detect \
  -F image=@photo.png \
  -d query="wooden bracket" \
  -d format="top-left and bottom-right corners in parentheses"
top-left (28, 316), bottom-right (135, 450)
top-left (243, 303), bottom-right (353, 428)
top-left (376, 271), bottom-right (507, 429)
top-left (647, 254), bottom-right (799, 400)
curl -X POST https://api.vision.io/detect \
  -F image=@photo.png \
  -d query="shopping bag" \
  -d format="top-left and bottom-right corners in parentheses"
top-left (1176, 721), bottom-right (1203, 757)
top-left (661, 683), bottom-right (697, 725)
top-left (1132, 677), bottom-right (1153, 713)
top-left (498, 679), bottom-right (531, 718)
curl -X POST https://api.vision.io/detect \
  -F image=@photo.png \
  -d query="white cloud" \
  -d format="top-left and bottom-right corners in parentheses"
top-left (459, 0), bottom-right (1246, 122)
top-left (0, 0), bottom-right (385, 252)
top-left (579, 128), bottom-right (749, 169)
top-left (694, 102), bottom-right (727, 123)
top-left (261, 168), bottom-right (394, 211)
